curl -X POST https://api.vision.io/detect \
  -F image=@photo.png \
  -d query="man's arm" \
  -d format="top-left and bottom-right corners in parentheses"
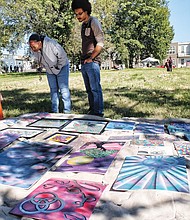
top-left (84, 17), bottom-right (104, 64)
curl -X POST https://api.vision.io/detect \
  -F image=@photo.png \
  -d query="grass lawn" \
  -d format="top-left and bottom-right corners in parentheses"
top-left (0, 67), bottom-right (190, 119)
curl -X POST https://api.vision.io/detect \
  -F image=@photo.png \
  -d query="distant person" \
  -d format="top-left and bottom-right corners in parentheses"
top-left (10, 65), bottom-right (13, 72)
top-left (71, 0), bottom-right (104, 117)
top-left (19, 63), bottom-right (23, 72)
top-left (29, 33), bottom-right (71, 113)
top-left (164, 59), bottom-right (170, 71)
top-left (168, 56), bottom-right (172, 71)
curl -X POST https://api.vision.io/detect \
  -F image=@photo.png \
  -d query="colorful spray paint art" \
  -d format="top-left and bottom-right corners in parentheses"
top-left (112, 155), bottom-right (189, 193)
top-left (54, 141), bottom-right (125, 174)
top-left (104, 121), bottom-right (136, 131)
top-left (0, 141), bottom-right (72, 188)
top-left (10, 178), bottom-right (107, 220)
top-left (45, 132), bottom-right (78, 144)
top-left (60, 119), bottom-right (108, 134)
top-left (0, 132), bottom-right (20, 150)
top-left (28, 118), bottom-right (69, 129)
top-left (1, 127), bottom-right (44, 138)
top-left (134, 123), bottom-right (165, 134)
top-left (174, 141), bottom-right (190, 156)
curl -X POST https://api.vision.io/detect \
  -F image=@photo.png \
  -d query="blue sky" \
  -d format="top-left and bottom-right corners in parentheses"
top-left (168, 0), bottom-right (190, 42)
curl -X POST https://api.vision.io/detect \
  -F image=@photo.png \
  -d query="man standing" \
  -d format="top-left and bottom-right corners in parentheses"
top-left (71, 0), bottom-right (104, 117)
top-left (168, 56), bottom-right (173, 72)
top-left (29, 33), bottom-right (71, 114)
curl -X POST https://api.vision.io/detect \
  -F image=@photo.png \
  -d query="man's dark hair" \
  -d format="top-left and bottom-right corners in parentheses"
top-left (71, 0), bottom-right (92, 15)
top-left (29, 33), bottom-right (41, 42)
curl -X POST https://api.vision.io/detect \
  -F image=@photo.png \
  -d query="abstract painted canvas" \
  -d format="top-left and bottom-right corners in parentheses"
top-left (104, 121), bottom-right (136, 131)
top-left (185, 133), bottom-right (190, 141)
top-left (144, 134), bottom-right (180, 141)
top-left (112, 155), bottom-right (189, 193)
top-left (0, 132), bottom-right (20, 150)
top-left (166, 125), bottom-right (186, 136)
top-left (131, 139), bottom-right (164, 146)
top-left (54, 142), bottom-right (125, 174)
top-left (167, 122), bottom-right (190, 132)
top-left (60, 119), bottom-right (108, 134)
top-left (0, 141), bottom-right (72, 188)
top-left (108, 135), bottom-right (140, 141)
top-left (0, 128), bottom-right (44, 138)
top-left (134, 123), bottom-right (165, 134)
top-left (10, 178), bottom-right (107, 220)
top-left (131, 140), bottom-right (172, 156)
top-left (45, 132), bottom-right (78, 144)
top-left (17, 112), bottom-right (51, 125)
top-left (174, 141), bottom-right (190, 156)
top-left (137, 146), bottom-right (172, 156)
top-left (27, 118), bottom-right (69, 129)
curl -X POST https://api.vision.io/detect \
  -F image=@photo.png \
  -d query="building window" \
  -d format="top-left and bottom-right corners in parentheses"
top-left (181, 46), bottom-right (184, 53)
top-left (167, 46), bottom-right (176, 54)
top-left (181, 59), bottom-right (184, 65)
top-left (186, 45), bottom-right (190, 55)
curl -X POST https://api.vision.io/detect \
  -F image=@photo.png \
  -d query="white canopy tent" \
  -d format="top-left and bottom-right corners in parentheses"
top-left (141, 57), bottom-right (160, 63)
top-left (141, 57), bottom-right (160, 67)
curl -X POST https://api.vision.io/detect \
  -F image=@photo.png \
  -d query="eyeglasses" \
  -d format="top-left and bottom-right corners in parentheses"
top-left (75, 11), bottom-right (84, 17)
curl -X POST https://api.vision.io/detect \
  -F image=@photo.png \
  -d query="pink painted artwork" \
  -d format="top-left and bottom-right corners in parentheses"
top-left (54, 141), bottom-right (125, 174)
top-left (10, 178), bottom-right (107, 220)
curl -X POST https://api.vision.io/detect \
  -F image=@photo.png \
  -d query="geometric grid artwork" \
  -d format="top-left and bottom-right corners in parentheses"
top-left (44, 132), bottom-right (78, 144)
top-left (131, 139), bottom-right (164, 146)
top-left (27, 118), bottom-right (69, 129)
top-left (104, 121), bottom-right (136, 131)
top-left (59, 119), bottom-right (108, 134)
top-left (173, 141), bottom-right (190, 156)
top-left (130, 139), bottom-right (167, 156)
top-left (0, 132), bottom-right (20, 150)
top-left (0, 141), bottom-right (72, 188)
top-left (54, 142), bottom-right (125, 174)
top-left (0, 127), bottom-right (45, 138)
top-left (112, 156), bottom-right (189, 193)
top-left (144, 134), bottom-right (180, 141)
top-left (10, 178), bottom-right (107, 220)
top-left (108, 135), bottom-right (140, 141)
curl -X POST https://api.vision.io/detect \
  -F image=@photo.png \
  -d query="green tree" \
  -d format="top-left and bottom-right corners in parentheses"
top-left (0, 0), bottom-right (74, 54)
top-left (91, 0), bottom-right (119, 67)
top-left (111, 0), bottom-right (174, 68)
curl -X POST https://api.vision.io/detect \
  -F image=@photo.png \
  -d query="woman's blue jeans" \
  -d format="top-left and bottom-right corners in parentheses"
top-left (46, 64), bottom-right (71, 113)
top-left (81, 62), bottom-right (104, 116)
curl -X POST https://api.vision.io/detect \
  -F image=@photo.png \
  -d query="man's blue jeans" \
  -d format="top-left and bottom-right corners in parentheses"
top-left (46, 64), bottom-right (71, 113)
top-left (81, 62), bottom-right (104, 116)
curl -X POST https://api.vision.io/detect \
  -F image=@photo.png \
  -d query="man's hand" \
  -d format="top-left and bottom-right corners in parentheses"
top-left (84, 57), bottom-right (93, 64)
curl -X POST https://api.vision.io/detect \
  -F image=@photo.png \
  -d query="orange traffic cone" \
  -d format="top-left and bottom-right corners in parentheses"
top-left (0, 93), bottom-right (3, 120)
